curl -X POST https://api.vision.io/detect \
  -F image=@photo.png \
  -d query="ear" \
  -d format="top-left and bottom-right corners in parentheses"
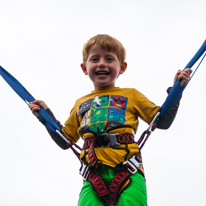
top-left (81, 63), bottom-right (88, 75)
top-left (119, 62), bottom-right (127, 75)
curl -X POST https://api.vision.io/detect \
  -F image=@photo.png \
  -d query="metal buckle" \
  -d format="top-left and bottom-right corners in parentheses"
top-left (79, 163), bottom-right (90, 180)
top-left (123, 156), bottom-right (142, 174)
top-left (101, 133), bottom-right (120, 148)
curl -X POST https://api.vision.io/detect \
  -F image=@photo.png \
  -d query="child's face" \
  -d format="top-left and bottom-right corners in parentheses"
top-left (81, 44), bottom-right (127, 90)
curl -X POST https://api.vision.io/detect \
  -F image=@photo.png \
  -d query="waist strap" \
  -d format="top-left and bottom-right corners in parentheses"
top-left (83, 133), bottom-right (135, 149)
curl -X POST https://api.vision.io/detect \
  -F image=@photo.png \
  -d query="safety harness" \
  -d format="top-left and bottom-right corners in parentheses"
top-left (0, 40), bottom-right (206, 206)
top-left (79, 133), bottom-right (143, 206)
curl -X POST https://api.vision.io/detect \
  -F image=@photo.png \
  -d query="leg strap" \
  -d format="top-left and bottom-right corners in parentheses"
top-left (86, 170), bottom-right (131, 206)
top-left (80, 152), bottom-right (143, 205)
top-left (108, 170), bottom-right (131, 206)
top-left (81, 132), bottom-right (142, 205)
top-left (87, 172), bottom-right (111, 205)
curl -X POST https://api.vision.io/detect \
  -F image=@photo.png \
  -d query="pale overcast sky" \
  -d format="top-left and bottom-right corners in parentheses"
top-left (0, 0), bottom-right (206, 205)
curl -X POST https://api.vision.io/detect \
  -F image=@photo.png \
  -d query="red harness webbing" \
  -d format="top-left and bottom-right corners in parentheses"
top-left (88, 138), bottom-right (99, 167)
top-left (87, 172), bottom-right (111, 205)
top-left (83, 133), bottom-right (135, 149)
top-left (87, 169), bottom-right (131, 206)
top-left (109, 170), bottom-right (131, 205)
top-left (83, 133), bottom-right (140, 206)
top-left (87, 133), bottom-right (135, 167)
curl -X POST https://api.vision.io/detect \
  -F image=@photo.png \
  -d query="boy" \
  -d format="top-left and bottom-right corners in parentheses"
top-left (29, 34), bottom-right (192, 206)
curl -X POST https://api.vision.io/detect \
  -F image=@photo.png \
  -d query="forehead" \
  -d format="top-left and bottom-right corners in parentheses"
top-left (88, 44), bottom-right (118, 57)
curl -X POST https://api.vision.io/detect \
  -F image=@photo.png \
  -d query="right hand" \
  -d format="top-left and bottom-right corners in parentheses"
top-left (28, 100), bottom-right (48, 117)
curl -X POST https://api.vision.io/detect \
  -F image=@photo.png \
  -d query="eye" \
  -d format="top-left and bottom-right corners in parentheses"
top-left (89, 56), bottom-right (99, 62)
top-left (92, 58), bottom-right (98, 62)
top-left (106, 56), bottom-right (113, 62)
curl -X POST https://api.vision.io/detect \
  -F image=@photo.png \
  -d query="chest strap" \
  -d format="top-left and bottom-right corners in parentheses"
top-left (83, 133), bottom-right (135, 149)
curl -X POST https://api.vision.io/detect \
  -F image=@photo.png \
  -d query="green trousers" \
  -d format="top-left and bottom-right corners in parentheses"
top-left (78, 166), bottom-right (147, 206)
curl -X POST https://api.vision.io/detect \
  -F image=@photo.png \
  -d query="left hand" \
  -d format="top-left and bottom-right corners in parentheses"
top-left (174, 68), bottom-right (193, 88)
top-left (28, 100), bottom-right (48, 118)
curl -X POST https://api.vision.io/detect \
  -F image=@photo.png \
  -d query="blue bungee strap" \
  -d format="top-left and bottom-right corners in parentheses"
top-left (0, 66), bottom-right (64, 133)
top-left (0, 66), bottom-right (81, 158)
top-left (138, 40), bottom-right (206, 150)
top-left (160, 40), bottom-right (206, 116)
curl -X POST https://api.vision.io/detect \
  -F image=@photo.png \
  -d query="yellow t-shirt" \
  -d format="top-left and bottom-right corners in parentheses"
top-left (62, 87), bottom-right (159, 168)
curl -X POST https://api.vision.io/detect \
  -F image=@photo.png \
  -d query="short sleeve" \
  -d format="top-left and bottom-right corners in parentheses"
top-left (62, 105), bottom-right (80, 143)
top-left (132, 89), bottom-right (160, 125)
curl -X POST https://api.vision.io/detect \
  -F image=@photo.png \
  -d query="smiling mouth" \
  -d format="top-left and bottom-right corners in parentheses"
top-left (95, 71), bottom-right (110, 76)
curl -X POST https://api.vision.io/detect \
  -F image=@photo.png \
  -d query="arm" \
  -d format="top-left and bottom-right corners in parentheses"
top-left (28, 100), bottom-right (70, 149)
top-left (157, 87), bottom-right (181, 129)
top-left (157, 68), bottom-right (192, 129)
top-left (45, 108), bottom-right (70, 149)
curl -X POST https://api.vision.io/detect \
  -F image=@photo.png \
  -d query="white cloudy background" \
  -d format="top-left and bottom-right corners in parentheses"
top-left (0, 0), bottom-right (206, 205)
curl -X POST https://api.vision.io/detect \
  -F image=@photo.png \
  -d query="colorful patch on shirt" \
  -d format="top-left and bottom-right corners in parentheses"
top-left (79, 110), bottom-right (90, 131)
top-left (107, 108), bottom-right (125, 125)
top-left (77, 98), bottom-right (93, 117)
top-left (90, 107), bottom-right (108, 123)
top-left (110, 95), bottom-right (128, 110)
top-left (80, 95), bottom-right (128, 135)
top-left (90, 123), bottom-right (106, 135)
top-left (91, 96), bottom-right (109, 109)
top-left (89, 96), bottom-right (109, 135)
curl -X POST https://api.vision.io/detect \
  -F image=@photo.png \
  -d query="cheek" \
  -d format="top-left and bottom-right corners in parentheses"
top-left (87, 69), bottom-right (95, 79)
top-left (113, 68), bottom-right (121, 78)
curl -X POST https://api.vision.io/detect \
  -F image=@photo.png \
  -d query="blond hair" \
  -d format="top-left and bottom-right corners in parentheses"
top-left (82, 34), bottom-right (126, 66)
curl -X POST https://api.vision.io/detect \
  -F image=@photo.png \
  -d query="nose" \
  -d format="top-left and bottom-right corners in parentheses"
top-left (98, 58), bottom-right (106, 68)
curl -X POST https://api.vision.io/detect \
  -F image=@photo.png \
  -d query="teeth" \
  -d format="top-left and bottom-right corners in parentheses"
top-left (96, 72), bottom-right (109, 75)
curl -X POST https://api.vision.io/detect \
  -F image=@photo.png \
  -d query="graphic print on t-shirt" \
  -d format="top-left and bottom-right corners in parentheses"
top-left (108, 95), bottom-right (128, 125)
top-left (110, 95), bottom-right (127, 110)
top-left (78, 95), bottom-right (128, 135)
top-left (90, 96), bottom-right (109, 134)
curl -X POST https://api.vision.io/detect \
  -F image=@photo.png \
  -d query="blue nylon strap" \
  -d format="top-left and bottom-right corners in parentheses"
top-left (0, 67), bottom-right (35, 103)
top-left (0, 66), bottom-right (64, 134)
top-left (159, 40), bottom-right (206, 116)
